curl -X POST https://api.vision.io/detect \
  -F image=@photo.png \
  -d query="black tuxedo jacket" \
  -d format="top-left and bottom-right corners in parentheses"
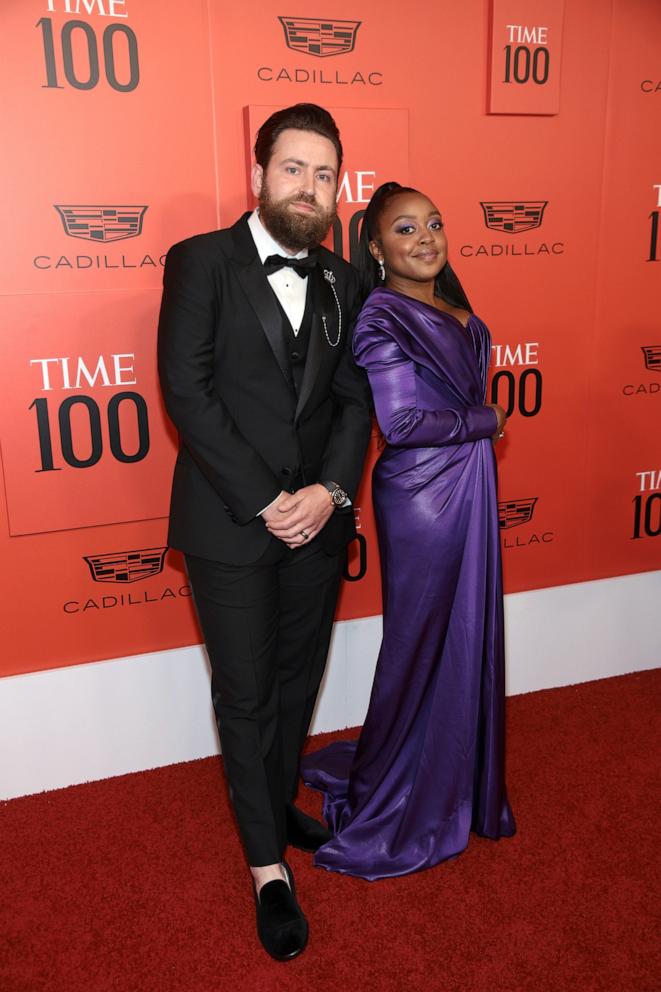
top-left (157, 213), bottom-right (372, 564)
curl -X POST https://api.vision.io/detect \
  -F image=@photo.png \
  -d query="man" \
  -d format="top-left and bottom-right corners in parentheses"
top-left (157, 104), bottom-right (371, 960)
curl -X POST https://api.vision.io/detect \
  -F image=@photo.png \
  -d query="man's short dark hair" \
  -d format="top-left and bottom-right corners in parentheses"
top-left (254, 103), bottom-right (343, 173)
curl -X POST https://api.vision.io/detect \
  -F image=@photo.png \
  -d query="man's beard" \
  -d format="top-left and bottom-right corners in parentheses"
top-left (258, 180), bottom-right (336, 253)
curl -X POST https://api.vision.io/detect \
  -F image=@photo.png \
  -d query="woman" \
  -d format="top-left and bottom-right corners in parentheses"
top-left (301, 182), bottom-right (516, 880)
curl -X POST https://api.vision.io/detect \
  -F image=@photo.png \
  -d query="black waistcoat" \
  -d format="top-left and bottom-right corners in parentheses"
top-left (273, 286), bottom-right (314, 397)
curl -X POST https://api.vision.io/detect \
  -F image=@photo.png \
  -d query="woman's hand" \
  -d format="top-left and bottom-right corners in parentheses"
top-left (486, 403), bottom-right (507, 441)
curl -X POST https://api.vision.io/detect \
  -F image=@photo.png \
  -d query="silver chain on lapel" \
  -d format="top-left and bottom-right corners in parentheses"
top-left (322, 269), bottom-right (341, 347)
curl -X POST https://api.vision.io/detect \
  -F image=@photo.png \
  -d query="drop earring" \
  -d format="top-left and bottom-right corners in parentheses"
top-left (378, 260), bottom-right (385, 281)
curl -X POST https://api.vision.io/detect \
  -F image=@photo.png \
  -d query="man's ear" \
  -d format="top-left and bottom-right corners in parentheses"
top-left (251, 163), bottom-right (264, 199)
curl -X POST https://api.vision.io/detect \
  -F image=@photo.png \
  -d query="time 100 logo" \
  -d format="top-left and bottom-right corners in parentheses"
top-left (28, 354), bottom-right (149, 471)
top-left (36, 5), bottom-right (139, 93)
top-left (502, 24), bottom-right (550, 86)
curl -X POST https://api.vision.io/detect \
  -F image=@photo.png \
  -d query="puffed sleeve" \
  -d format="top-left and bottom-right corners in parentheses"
top-left (353, 320), bottom-right (498, 447)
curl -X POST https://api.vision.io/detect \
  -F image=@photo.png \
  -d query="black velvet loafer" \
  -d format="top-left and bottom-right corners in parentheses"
top-left (253, 861), bottom-right (308, 961)
top-left (286, 803), bottom-right (331, 853)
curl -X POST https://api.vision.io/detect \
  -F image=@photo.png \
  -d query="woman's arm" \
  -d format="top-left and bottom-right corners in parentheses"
top-left (354, 329), bottom-right (498, 448)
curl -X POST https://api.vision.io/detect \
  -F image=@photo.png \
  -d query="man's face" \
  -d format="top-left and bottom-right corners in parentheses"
top-left (251, 128), bottom-right (339, 252)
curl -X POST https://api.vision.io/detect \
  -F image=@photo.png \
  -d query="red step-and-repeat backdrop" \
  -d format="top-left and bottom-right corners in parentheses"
top-left (1, 0), bottom-right (659, 678)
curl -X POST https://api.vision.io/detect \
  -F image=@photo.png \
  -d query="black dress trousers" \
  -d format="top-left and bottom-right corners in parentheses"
top-left (186, 537), bottom-right (341, 866)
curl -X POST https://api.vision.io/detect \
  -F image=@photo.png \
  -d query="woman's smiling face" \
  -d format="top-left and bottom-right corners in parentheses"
top-left (370, 191), bottom-right (448, 288)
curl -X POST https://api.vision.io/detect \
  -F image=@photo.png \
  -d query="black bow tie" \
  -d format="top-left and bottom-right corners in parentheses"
top-left (263, 253), bottom-right (317, 279)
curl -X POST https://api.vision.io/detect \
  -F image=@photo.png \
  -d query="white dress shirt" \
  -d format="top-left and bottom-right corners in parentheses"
top-left (248, 209), bottom-right (309, 336)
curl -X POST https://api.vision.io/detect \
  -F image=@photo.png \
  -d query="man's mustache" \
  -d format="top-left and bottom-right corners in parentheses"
top-left (288, 192), bottom-right (318, 208)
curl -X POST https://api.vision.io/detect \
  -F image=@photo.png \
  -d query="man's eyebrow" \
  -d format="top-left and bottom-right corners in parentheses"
top-left (280, 157), bottom-right (337, 176)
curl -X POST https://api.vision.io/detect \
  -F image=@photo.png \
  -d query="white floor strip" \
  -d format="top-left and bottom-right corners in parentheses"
top-left (1, 570), bottom-right (659, 800)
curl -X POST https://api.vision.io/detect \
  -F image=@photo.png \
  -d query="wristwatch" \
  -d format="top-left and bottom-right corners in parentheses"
top-left (321, 480), bottom-right (347, 507)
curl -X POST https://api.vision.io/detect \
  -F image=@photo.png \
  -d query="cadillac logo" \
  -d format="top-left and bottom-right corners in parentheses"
top-left (84, 547), bottom-right (167, 584)
top-left (278, 16), bottom-right (361, 57)
top-left (55, 205), bottom-right (148, 243)
top-left (481, 201), bottom-right (548, 234)
top-left (641, 345), bottom-right (661, 372)
top-left (498, 498), bottom-right (538, 529)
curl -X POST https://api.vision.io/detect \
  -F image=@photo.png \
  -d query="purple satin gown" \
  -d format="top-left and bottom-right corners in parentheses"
top-left (301, 287), bottom-right (516, 880)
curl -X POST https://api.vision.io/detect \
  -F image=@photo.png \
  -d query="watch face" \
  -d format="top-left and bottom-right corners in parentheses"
top-left (332, 488), bottom-right (347, 506)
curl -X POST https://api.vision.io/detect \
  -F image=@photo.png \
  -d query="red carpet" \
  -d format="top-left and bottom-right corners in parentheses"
top-left (1, 670), bottom-right (659, 992)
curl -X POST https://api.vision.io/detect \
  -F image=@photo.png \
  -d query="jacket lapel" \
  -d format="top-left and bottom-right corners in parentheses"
top-left (295, 263), bottom-right (339, 422)
top-left (231, 216), bottom-right (293, 389)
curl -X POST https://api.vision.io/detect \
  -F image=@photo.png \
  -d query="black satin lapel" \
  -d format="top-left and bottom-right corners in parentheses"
top-left (235, 259), bottom-right (292, 387)
top-left (294, 266), bottom-right (337, 421)
top-left (294, 314), bottom-right (324, 421)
